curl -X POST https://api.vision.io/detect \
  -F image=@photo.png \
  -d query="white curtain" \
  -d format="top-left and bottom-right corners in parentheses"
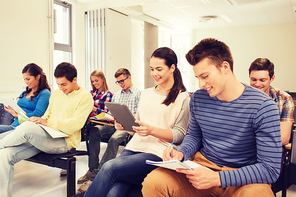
top-left (84, 9), bottom-right (106, 90)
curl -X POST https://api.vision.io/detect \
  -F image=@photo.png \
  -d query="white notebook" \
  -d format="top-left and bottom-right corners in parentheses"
top-left (38, 124), bottom-right (69, 138)
top-left (146, 160), bottom-right (207, 171)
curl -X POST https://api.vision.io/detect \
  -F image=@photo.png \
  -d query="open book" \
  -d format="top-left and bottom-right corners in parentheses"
top-left (146, 160), bottom-right (207, 171)
top-left (89, 112), bottom-right (114, 126)
top-left (18, 111), bottom-right (28, 125)
top-left (38, 124), bottom-right (69, 138)
top-left (18, 111), bottom-right (69, 138)
top-left (90, 112), bottom-right (113, 121)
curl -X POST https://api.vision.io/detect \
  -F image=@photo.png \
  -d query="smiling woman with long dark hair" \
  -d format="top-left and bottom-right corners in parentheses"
top-left (0, 63), bottom-right (51, 136)
top-left (84, 47), bottom-right (190, 197)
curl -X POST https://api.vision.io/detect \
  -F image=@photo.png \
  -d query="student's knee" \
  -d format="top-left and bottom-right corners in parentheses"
top-left (108, 135), bottom-right (120, 145)
top-left (100, 157), bottom-right (130, 179)
top-left (89, 126), bottom-right (102, 140)
top-left (14, 121), bottom-right (40, 135)
top-left (142, 168), bottom-right (171, 196)
top-left (100, 158), bottom-right (118, 173)
top-left (14, 121), bottom-right (32, 133)
top-left (1, 148), bottom-right (16, 165)
top-left (233, 184), bottom-right (273, 197)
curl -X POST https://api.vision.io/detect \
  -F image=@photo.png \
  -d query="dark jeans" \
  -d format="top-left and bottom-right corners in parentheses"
top-left (88, 124), bottom-right (116, 171)
top-left (0, 125), bottom-right (15, 134)
top-left (84, 149), bottom-right (162, 197)
top-left (90, 129), bottom-right (129, 180)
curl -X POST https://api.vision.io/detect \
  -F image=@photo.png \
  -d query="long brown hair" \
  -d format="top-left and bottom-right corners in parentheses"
top-left (20, 63), bottom-right (51, 101)
top-left (90, 70), bottom-right (109, 92)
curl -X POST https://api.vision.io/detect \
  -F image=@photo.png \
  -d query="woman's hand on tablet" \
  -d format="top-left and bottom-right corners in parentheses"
top-left (132, 121), bottom-right (153, 136)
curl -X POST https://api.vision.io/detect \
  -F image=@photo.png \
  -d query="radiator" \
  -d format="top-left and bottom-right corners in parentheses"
top-left (84, 9), bottom-right (106, 90)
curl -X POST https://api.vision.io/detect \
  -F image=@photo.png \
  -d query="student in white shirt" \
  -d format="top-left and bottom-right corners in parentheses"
top-left (84, 47), bottom-right (190, 197)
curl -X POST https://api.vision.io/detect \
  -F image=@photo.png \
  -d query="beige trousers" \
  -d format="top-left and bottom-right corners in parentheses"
top-left (142, 152), bottom-right (274, 197)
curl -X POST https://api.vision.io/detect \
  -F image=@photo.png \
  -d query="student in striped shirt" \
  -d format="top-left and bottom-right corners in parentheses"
top-left (142, 38), bottom-right (282, 197)
top-left (249, 58), bottom-right (294, 145)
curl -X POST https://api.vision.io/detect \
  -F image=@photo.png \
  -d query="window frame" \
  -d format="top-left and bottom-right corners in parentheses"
top-left (54, 0), bottom-right (72, 55)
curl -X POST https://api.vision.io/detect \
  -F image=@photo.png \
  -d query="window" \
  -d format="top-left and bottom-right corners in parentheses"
top-left (53, 0), bottom-right (72, 90)
top-left (159, 30), bottom-right (196, 93)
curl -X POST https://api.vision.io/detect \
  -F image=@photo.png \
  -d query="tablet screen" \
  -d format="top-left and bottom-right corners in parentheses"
top-left (105, 102), bottom-right (138, 132)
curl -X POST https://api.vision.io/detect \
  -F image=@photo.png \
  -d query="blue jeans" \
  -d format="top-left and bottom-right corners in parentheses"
top-left (88, 124), bottom-right (116, 171)
top-left (84, 149), bottom-right (162, 197)
top-left (90, 129), bottom-right (129, 180)
top-left (0, 125), bottom-right (15, 134)
top-left (0, 121), bottom-right (68, 197)
top-left (0, 125), bottom-right (15, 139)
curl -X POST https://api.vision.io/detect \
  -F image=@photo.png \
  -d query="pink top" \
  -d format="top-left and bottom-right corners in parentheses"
top-left (125, 87), bottom-right (189, 158)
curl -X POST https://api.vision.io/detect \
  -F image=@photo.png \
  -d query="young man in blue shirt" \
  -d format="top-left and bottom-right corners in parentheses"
top-left (142, 38), bottom-right (282, 197)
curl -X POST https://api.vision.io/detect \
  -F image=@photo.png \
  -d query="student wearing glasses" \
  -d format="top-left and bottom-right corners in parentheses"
top-left (78, 68), bottom-right (141, 193)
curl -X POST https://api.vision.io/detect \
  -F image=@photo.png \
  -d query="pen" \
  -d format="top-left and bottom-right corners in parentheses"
top-left (170, 142), bottom-right (173, 158)
top-left (179, 161), bottom-right (193, 170)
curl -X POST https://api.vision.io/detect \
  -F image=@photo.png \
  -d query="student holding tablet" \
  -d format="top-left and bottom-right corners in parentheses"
top-left (84, 47), bottom-right (190, 197)
top-left (78, 68), bottom-right (141, 193)
top-left (0, 63), bottom-right (51, 136)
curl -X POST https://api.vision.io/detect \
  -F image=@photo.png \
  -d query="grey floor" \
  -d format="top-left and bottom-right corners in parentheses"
top-left (12, 142), bottom-right (123, 197)
top-left (10, 142), bottom-right (296, 197)
top-left (276, 186), bottom-right (296, 197)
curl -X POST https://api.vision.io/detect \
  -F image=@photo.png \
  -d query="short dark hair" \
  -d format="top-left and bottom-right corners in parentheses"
top-left (249, 58), bottom-right (274, 79)
top-left (54, 62), bottom-right (77, 82)
top-left (114, 68), bottom-right (131, 78)
top-left (186, 38), bottom-right (234, 71)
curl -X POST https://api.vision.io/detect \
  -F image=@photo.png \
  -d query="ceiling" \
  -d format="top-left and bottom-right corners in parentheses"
top-left (77, 0), bottom-right (296, 30)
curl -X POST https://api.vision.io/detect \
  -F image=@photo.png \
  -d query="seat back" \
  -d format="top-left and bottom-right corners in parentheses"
top-left (0, 103), bottom-right (14, 125)
top-left (26, 119), bottom-right (91, 196)
top-left (277, 125), bottom-right (296, 197)
top-left (77, 120), bottom-right (92, 154)
top-left (290, 129), bottom-right (296, 164)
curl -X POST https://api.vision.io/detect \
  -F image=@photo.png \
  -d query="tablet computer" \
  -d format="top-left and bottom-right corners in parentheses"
top-left (0, 96), bottom-right (25, 114)
top-left (105, 102), bottom-right (138, 132)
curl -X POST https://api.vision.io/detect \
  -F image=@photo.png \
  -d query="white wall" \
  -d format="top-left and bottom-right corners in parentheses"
top-left (105, 9), bottom-right (132, 93)
top-left (131, 20), bottom-right (144, 90)
top-left (0, 0), bottom-right (133, 96)
top-left (2, 0), bottom-right (296, 96)
top-left (0, 0), bottom-right (51, 97)
top-left (71, 2), bottom-right (86, 89)
top-left (144, 22), bottom-right (158, 88)
top-left (0, 0), bottom-right (86, 96)
top-left (192, 23), bottom-right (296, 92)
